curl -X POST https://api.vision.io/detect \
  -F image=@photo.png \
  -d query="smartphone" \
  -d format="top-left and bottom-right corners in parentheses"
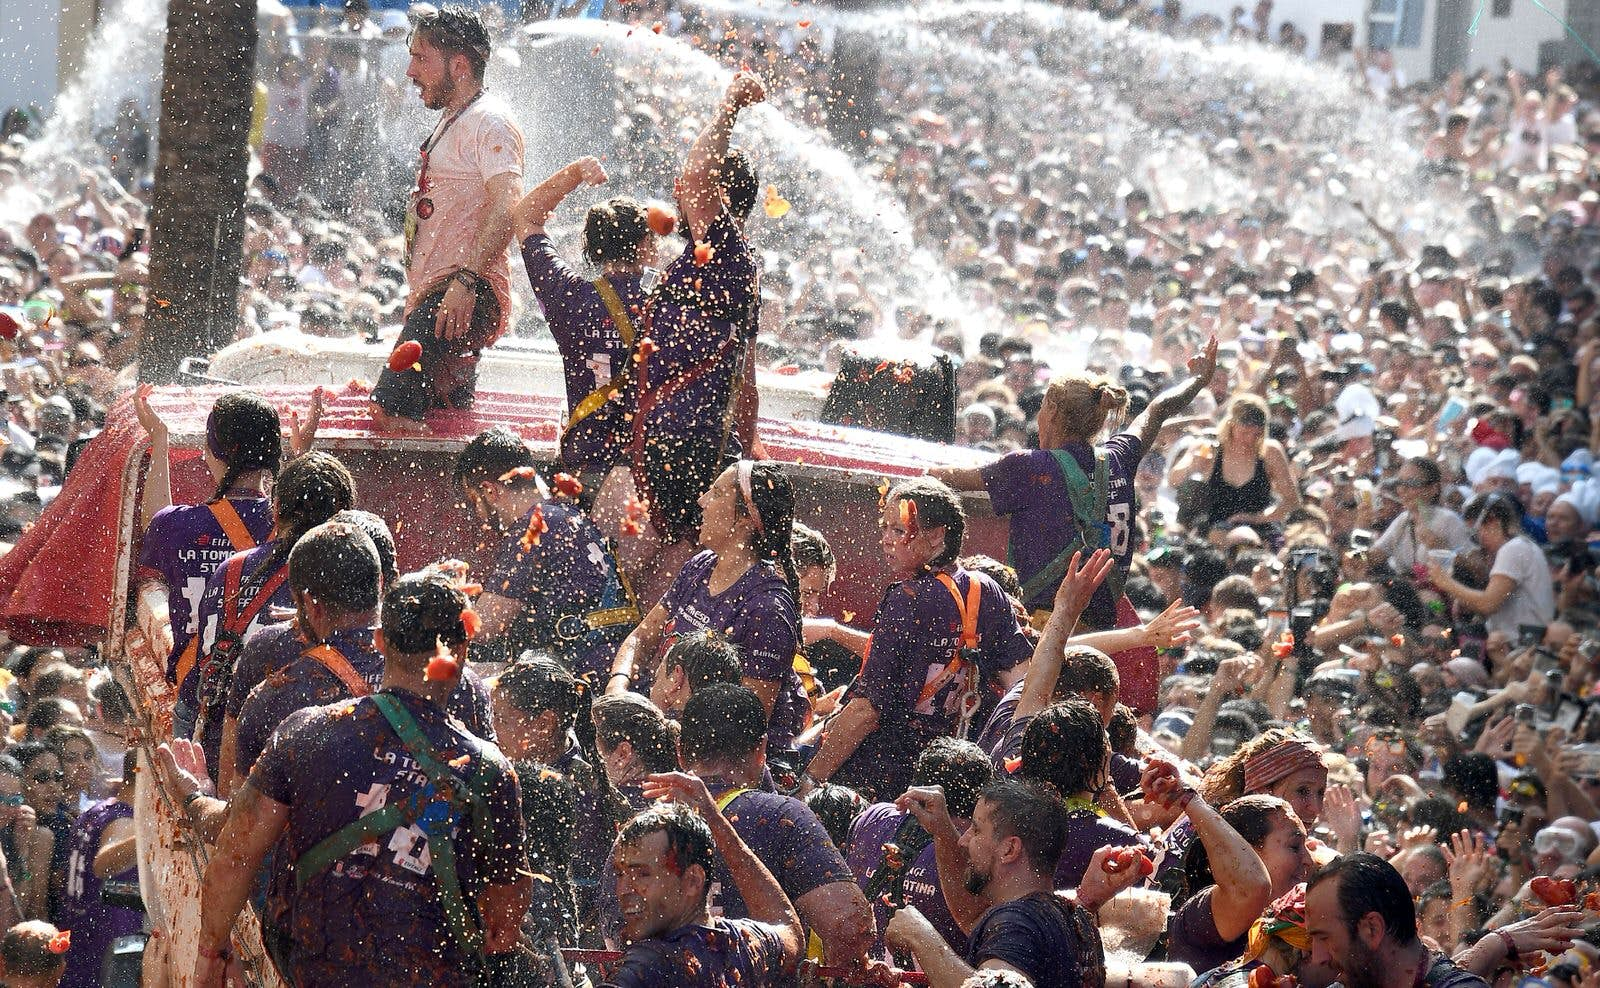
top-left (1515, 703), bottom-right (1538, 725)
top-left (1349, 529), bottom-right (1375, 552)
top-left (1518, 625), bottom-right (1544, 648)
top-left (1553, 695), bottom-right (1587, 734)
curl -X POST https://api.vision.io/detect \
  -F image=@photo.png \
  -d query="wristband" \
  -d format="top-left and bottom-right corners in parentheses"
top-left (1494, 930), bottom-right (1518, 961)
top-left (183, 790), bottom-right (206, 810)
top-left (608, 671), bottom-right (631, 685)
top-left (452, 269), bottom-right (484, 291)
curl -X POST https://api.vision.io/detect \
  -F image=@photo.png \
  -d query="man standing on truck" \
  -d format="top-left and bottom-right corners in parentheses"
top-left (368, 5), bottom-right (523, 432)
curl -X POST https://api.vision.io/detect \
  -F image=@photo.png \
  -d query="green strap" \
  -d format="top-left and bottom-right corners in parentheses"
top-left (1018, 450), bottom-right (1111, 604)
top-left (292, 693), bottom-right (491, 960)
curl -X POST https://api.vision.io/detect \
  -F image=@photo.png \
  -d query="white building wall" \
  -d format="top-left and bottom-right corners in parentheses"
top-left (1458, 0), bottom-right (1568, 74)
top-left (0, 0), bottom-right (63, 115)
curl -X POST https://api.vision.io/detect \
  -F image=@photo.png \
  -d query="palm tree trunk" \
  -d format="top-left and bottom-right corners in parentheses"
top-left (139, 0), bottom-right (257, 383)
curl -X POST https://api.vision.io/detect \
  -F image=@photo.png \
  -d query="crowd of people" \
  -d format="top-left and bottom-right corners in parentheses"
top-left (0, 0), bottom-right (1599, 986)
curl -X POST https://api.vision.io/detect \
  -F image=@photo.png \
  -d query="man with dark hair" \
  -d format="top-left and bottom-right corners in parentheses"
top-left (648, 630), bottom-right (743, 718)
top-left (370, 3), bottom-right (524, 431)
top-left (453, 430), bottom-right (637, 680)
top-left (603, 684), bottom-right (873, 971)
top-left (196, 572), bottom-right (531, 987)
top-left (887, 777), bottom-right (1128, 988)
top-left (607, 775), bottom-right (803, 986)
top-left (1306, 853), bottom-right (1488, 988)
top-left (846, 737), bottom-right (994, 955)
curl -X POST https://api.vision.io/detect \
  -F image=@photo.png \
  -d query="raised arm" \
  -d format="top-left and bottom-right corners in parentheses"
top-left (1131, 336), bottom-right (1218, 456)
top-left (927, 466), bottom-right (985, 492)
top-left (680, 72), bottom-right (766, 243)
top-left (1185, 793), bottom-right (1272, 942)
top-left (134, 384), bottom-right (171, 531)
top-left (1014, 550), bottom-right (1113, 723)
top-left (643, 772), bottom-right (804, 968)
top-left (511, 157), bottom-right (607, 243)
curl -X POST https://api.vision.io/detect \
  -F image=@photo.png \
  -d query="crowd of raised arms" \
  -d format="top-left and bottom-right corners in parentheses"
top-left (1, 0), bottom-right (1600, 986)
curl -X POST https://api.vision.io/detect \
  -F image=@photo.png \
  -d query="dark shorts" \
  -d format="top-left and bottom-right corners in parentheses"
top-left (370, 279), bottom-right (501, 421)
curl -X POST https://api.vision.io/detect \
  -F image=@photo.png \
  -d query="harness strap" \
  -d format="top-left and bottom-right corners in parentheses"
top-left (293, 693), bottom-right (494, 961)
top-left (592, 277), bottom-right (637, 349)
top-left (207, 499), bottom-right (259, 553)
top-left (915, 573), bottom-right (983, 709)
top-left (1017, 449), bottom-right (1112, 605)
top-left (714, 787), bottom-right (748, 814)
top-left (301, 644), bottom-right (373, 698)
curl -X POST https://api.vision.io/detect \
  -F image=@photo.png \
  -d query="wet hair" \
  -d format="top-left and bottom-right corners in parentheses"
top-left (805, 784), bottom-right (866, 852)
top-left (591, 693), bottom-right (678, 774)
top-left (1309, 853), bottom-right (1418, 946)
top-left (583, 197), bottom-right (651, 266)
top-left (0, 921), bottom-right (66, 977)
top-left (258, 452), bottom-right (357, 580)
top-left (739, 462), bottom-right (801, 605)
top-left (961, 554), bottom-right (1022, 599)
top-left (206, 391), bottom-right (283, 501)
top-left (454, 428), bottom-right (533, 491)
top-left (1404, 456), bottom-right (1442, 498)
top-left (92, 676), bottom-right (133, 727)
top-left (1043, 371), bottom-right (1129, 443)
top-left (330, 509), bottom-right (397, 587)
top-left (11, 741), bottom-right (56, 776)
top-left (978, 776), bottom-right (1068, 876)
top-left (912, 737), bottom-right (994, 820)
top-left (1108, 704), bottom-right (1138, 756)
top-left (660, 631), bottom-right (743, 692)
top-left (722, 148), bottom-right (759, 222)
top-left (1181, 795), bottom-right (1293, 901)
top-left (1443, 753), bottom-right (1499, 814)
top-left (791, 522), bottom-right (836, 580)
top-left (288, 521), bottom-right (381, 616)
top-left (887, 476), bottom-right (966, 566)
top-left (412, 4), bottom-right (491, 81)
top-left (1055, 645), bottom-right (1120, 699)
top-left (680, 684), bottom-right (767, 766)
top-left (1463, 491), bottom-right (1525, 536)
top-left (517, 760), bottom-right (578, 942)
top-left (1017, 700), bottom-right (1107, 797)
top-left (23, 699), bottom-right (79, 739)
top-left (617, 802), bottom-right (715, 891)
top-left (42, 724), bottom-right (93, 764)
top-left (380, 571), bottom-right (470, 657)
top-left (27, 664), bottom-right (83, 704)
top-left (1221, 394), bottom-right (1270, 454)
top-left (1201, 727), bottom-right (1310, 805)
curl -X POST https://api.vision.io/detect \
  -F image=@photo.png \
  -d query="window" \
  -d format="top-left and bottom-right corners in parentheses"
top-left (1367, 0), bottom-right (1423, 49)
top-left (1493, 0), bottom-right (1512, 17)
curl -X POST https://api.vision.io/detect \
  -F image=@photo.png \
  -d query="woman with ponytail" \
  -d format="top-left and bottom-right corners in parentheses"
top-left (605, 460), bottom-right (804, 755)
top-left (182, 451), bottom-right (356, 776)
top-left (135, 388), bottom-right (313, 743)
top-left (513, 157), bottom-right (658, 482)
top-left (933, 338), bottom-right (1218, 715)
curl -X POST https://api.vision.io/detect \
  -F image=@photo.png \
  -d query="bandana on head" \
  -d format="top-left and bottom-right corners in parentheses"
top-left (1245, 883), bottom-right (1310, 961)
top-left (1242, 737), bottom-right (1326, 795)
top-left (736, 460), bottom-right (764, 533)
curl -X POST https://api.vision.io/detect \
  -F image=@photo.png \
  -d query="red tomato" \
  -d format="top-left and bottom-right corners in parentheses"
top-left (1532, 876), bottom-right (1577, 906)
top-left (387, 340), bottom-right (423, 373)
top-left (460, 609), bottom-right (482, 639)
top-left (0, 311), bottom-right (18, 341)
top-left (694, 242), bottom-right (715, 266)
top-left (424, 655), bottom-right (460, 682)
top-left (553, 473), bottom-right (584, 498)
top-left (646, 205), bottom-right (676, 236)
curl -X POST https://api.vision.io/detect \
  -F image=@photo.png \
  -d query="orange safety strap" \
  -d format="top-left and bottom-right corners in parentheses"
top-left (301, 644), bottom-right (373, 698)
top-left (207, 499), bottom-right (259, 553)
top-left (915, 573), bottom-right (983, 708)
top-left (221, 558), bottom-right (288, 639)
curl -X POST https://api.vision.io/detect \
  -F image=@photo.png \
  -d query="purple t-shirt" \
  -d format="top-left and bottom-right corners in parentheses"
top-left (1167, 886), bottom-right (1245, 977)
top-left (846, 802), bottom-right (966, 957)
top-left (137, 496), bottom-right (274, 680)
top-left (837, 567), bottom-right (1032, 801)
top-left (489, 498), bottom-right (634, 683)
top-left (600, 918), bottom-right (789, 988)
top-left (234, 628), bottom-right (384, 774)
top-left (521, 234), bottom-right (645, 470)
top-left (981, 435), bottom-right (1143, 623)
top-left (225, 621), bottom-right (305, 720)
top-left (600, 783), bottom-right (851, 941)
top-left (659, 551), bottom-right (803, 751)
top-left (965, 891), bottom-right (1106, 988)
top-left (57, 798), bottom-right (139, 988)
top-left (630, 210), bottom-right (757, 455)
top-left (1054, 809), bottom-right (1145, 891)
top-left (251, 689), bottom-right (524, 987)
top-left (185, 542), bottom-right (294, 776)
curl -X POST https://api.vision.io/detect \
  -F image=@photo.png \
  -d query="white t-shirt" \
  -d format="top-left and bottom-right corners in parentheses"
top-left (1373, 505), bottom-right (1473, 570)
top-left (406, 90), bottom-right (524, 323)
top-left (1486, 534), bottom-right (1556, 638)
top-left (262, 77), bottom-right (311, 149)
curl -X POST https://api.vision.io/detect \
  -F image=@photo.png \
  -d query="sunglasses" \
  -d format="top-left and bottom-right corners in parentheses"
top-left (29, 771), bottom-right (64, 785)
top-left (1366, 734), bottom-right (1408, 757)
top-left (0, 794), bottom-right (21, 807)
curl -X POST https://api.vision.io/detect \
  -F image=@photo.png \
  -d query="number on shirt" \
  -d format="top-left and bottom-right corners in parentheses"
top-left (1108, 502), bottom-right (1131, 556)
top-left (182, 577), bottom-right (208, 634)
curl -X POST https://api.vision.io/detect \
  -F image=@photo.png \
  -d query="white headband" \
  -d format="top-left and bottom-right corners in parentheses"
top-left (737, 460), bottom-right (765, 533)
